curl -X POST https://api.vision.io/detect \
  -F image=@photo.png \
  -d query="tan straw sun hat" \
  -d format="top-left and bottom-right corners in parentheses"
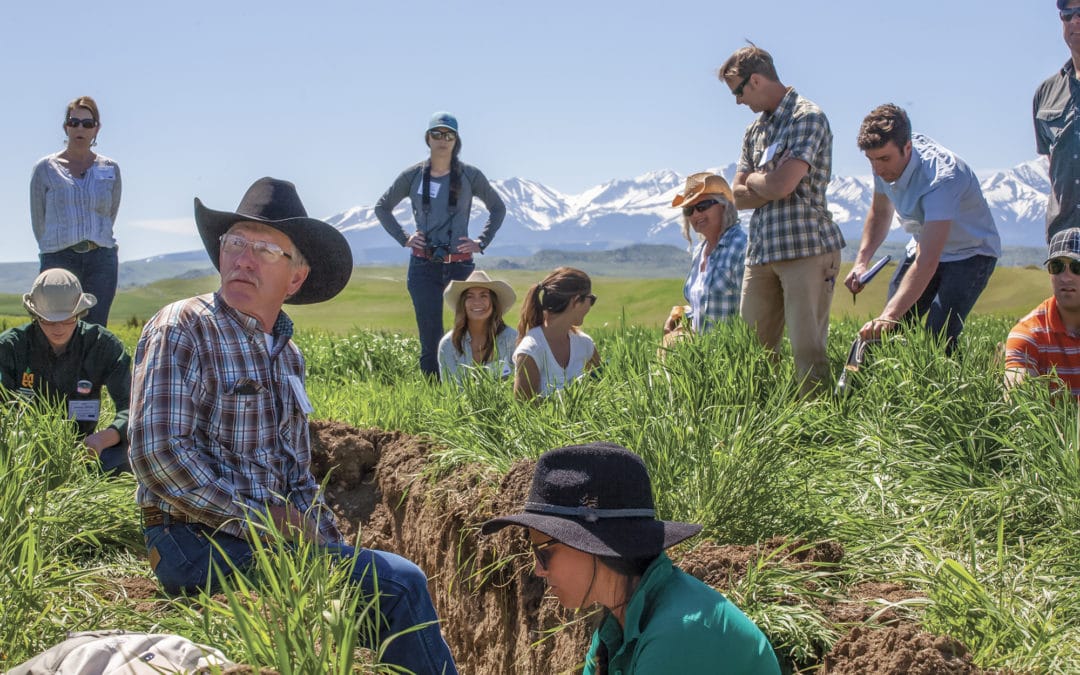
top-left (670, 172), bottom-right (734, 208)
top-left (23, 268), bottom-right (97, 322)
top-left (443, 270), bottom-right (516, 313)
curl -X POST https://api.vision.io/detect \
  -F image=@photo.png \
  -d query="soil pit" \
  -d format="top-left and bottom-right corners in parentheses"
top-left (308, 420), bottom-right (993, 675)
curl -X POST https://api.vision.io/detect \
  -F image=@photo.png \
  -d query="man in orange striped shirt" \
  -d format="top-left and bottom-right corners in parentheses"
top-left (1005, 228), bottom-right (1080, 396)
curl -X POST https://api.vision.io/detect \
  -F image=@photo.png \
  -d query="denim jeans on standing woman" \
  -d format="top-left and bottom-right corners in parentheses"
top-left (888, 253), bottom-right (997, 353)
top-left (407, 255), bottom-right (475, 377)
top-left (40, 245), bottom-right (119, 327)
top-left (144, 522), bottom-right (458, 674)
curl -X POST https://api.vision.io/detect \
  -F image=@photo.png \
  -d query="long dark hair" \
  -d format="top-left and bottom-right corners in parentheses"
top-left (588, 554), bottom-right (657, 675)
top-left (450, 288), bottom-right (507, 363)
top-left (516, 267), bottom-right (592, 342)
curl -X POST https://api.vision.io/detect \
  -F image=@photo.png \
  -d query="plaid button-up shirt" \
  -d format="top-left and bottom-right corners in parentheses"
top-left (737, 88), bottom-right (845, 265)
top-left (684, 224), bottom-right (748, 332)
top-left (129, 293), bottom-right (340, 542)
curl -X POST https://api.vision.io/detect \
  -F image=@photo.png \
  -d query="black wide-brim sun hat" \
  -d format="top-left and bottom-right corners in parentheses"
top-left (481, 442), bottom-right (702, 560)
top-left (194, 177), bottom-right (353, 305)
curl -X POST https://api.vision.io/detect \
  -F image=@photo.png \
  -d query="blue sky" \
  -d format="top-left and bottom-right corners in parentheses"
top-left (0, 0), bottom-right (1065, 262)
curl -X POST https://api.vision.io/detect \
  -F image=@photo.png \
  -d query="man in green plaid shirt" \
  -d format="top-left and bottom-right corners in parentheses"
top-left (720, 44), bottom-right (845, 395)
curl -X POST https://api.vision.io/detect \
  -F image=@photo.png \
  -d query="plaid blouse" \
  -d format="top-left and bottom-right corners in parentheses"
top-left (129, 293), bottom-right (340, 542)
top-left (684, 224), bottom-right (748, 332)
top-left (737, 88), bottom-right (845, 265)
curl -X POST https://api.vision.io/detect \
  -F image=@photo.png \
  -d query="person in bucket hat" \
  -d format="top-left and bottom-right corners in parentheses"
top-left (374, 111), bottom-right (507, 378)
top-left (483, 442), bottom-right (780, 674)
top-left (1005, 227), bottom-right (1080, 397)
top-left (438, 269), bottom-right (518, 382)
top-left (129, 178), bottom-right (458, 675)
top-left (663, 172), bottom-right (748, 342)
top-left (0, 268), bottom-right (132, 475)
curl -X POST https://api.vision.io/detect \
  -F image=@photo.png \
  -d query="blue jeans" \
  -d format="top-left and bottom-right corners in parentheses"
top-left (888, 253), bottom-right (997, 353)
top-left (98, 443), bottom-right (131, 476)
top-left (40, 246), bottom-right (119, 327)
top-left (144, 523), bottom-right (457, 675)
top-left (407, 256), bottom-right (475, 377)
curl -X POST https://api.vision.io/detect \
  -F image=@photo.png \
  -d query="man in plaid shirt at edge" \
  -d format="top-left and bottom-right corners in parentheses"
top-left (720, 44), bottom-right (845, 395)
top-left (129, 177), bottom-right (457, 675)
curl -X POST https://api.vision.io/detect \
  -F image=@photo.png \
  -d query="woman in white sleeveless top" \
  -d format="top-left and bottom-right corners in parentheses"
top-left (513, 267), bottom-right (601, 400)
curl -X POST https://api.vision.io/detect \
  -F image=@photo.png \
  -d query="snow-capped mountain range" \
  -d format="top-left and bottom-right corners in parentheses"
top-left (326, 159), bottom-right (1052, 264)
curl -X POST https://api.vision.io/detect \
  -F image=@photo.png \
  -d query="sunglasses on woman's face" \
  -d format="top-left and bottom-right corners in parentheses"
top-left (682, 199), bottom-right (720, 217)
top-left (531, 538), bottom-right (560, 570)
top-left (580, 293), bottom-right (597, 306)
top-left (66, 118), bottom-right (97, 129)
top-left (429, 129), bottom-right (456, 141)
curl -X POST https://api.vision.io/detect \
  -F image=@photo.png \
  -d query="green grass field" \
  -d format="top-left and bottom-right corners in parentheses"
top-left (0, 262), bottom-right (1056, 334)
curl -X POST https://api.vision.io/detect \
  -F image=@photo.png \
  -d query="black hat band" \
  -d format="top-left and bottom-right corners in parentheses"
top-left (524, 502), bottom-right (656, 523)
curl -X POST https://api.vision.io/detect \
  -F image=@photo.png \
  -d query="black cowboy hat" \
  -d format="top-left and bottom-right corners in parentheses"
top-left (194, 177), bottom-right (353, 304)
top-left (482, 442), bottom-right (702, 559)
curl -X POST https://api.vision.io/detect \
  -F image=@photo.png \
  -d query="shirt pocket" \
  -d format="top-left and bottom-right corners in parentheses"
top-left (210, 390), bottom-right (267, 451)
top-left (91, 173), bottom-right (117, 218)
top-left (1036, 106), bottom-right (1069, 148)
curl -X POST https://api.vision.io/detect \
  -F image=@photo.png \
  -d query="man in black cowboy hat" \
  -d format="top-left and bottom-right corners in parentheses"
top-left (483, 442), bottom-right (779, 674)
top-left (129, 178), bottom-right (457, 675)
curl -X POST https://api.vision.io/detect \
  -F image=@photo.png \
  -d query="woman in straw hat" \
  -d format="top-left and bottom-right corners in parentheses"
top-left (483, 442), bottom-right (780, 674)
top-left (513, 267), bottom-right (601, 400)
top-left (664, 172), bottom-right (748, 340)
top-left (0, 268), bottom-right (131, 475)
top-left (438, 270), bottom-right (519, 381)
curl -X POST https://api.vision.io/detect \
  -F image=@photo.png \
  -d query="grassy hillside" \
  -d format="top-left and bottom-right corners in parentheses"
top-left (0, 263), bottom-right (1053, 335)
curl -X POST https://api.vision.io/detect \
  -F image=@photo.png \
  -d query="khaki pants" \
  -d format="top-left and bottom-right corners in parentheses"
top-left (740, 250), bottom-right (840, 394)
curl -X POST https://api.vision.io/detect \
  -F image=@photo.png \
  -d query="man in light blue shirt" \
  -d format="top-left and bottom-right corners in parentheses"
top-left (844, 104), bottom-right (1000, 352)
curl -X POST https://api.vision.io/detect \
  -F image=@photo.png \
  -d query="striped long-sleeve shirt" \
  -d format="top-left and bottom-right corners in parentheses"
top-left (129, 293), bottom-right (340, 542)
top-left (1005, 296), bottom-right (1080, 397)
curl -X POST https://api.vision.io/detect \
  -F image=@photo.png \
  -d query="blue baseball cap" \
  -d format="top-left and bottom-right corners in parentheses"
top-left (427, 111), bottom-right (458, 133)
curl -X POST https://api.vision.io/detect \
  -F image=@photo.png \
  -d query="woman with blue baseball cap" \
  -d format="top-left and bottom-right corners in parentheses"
top-left (375, 111), bottom-right (507, 378)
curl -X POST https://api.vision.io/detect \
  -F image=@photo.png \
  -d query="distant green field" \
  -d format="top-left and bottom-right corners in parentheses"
top-left (0, 263), bottom-right (1053, 335)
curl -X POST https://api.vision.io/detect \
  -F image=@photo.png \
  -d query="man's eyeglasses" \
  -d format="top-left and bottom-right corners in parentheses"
top-left (732, 72), bottom-right (753, 97)
top-left (219, 233), bottom-right (294, 263)
top-left (531, 538), bottom-right (560, 570)
top-left (1061, 8), bottom-right (1080, 22)
top-left (429, 129), bottom-right (457, 141)
top-left (683, 198), bottom-right (720, 217)
top-left (65, 118), bottom-right (97, 129)
top-left (1048, 258), bottom-right (1080, 275)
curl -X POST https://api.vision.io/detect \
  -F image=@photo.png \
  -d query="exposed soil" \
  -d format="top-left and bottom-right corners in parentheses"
top-left (307, 420), bottom-right (998, 675)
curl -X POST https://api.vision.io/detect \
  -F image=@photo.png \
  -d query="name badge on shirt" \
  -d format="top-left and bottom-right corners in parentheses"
top-left (760, 142), bottom-right (780, 167)
top-left (68, 399), bottom-right (100, 422)
top-left (93, 165), bottom-right (116, 181)
top-left (417, 181), bottom-right (441, 199)
top-left (287, 375), bottom-right (314, 415)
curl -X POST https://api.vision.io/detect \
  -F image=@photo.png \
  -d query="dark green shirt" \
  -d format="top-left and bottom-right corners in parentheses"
top-left (0, 320), bottom-right (130, 444)
top-left (584, 553), bottom-right (780, 675)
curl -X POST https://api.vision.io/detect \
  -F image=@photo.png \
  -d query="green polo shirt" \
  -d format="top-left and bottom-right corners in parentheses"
top-left (0, 320), bottom-right (130, 443)
top-left (584, 553), bottom-right (780, 674)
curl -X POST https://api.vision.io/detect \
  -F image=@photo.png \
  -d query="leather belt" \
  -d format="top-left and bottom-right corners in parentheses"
top-left (411, 249), bottom-right (473, 264)
top-left (141, 505), bottom-right (197, 528)
top-left (68, 240), bottom-right (100, 253)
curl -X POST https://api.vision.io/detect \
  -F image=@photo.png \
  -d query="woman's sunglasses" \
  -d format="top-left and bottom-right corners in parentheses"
top-left (531, 538), bottom-right (560, 570)
top-left (66, 118), bottom-right (98, 129)
top-left (682, 198), bottom-right (720, 217)
top-left (429, 129), bottom-right (456, 141)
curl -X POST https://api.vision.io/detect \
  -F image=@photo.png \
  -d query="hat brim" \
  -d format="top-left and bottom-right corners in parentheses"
top-left (195, 198), bottom-right (353, 305)
top-left (23, 293), bottom-right (97, 322)
top-left (443, 279), bottom-right (516, 313)
top-left (481, 512), bottom-right (702, 559)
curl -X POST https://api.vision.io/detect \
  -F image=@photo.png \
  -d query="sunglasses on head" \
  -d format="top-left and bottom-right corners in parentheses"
top-left (531, 538), bottom-right (560, 570)
top-left (66, 118), bottom-right (97, 129)
top-left (1061, 8), bottom-right (1080, 22)
top-left (732, 72), bottom-right (753, 97)
top-left (683, 198), bottom-right (720, 217)
top-left (429, 129), bottom-right (456, 141)
top-left (1048, 258), bottom-right (1080, 275)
